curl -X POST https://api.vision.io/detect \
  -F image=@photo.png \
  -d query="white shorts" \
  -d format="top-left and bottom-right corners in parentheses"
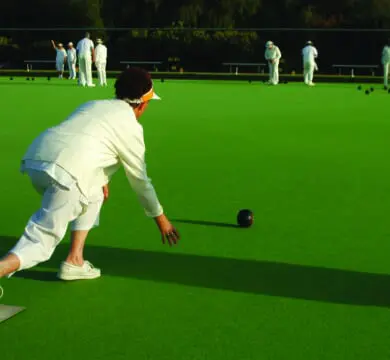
top-left (9, 169), bottom-right (104, 272)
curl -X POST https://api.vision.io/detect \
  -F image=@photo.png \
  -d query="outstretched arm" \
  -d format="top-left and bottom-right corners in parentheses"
top-left (115, 121), bottom-right (179, 245)
top-left (51, 40), bottom-right (57, 50)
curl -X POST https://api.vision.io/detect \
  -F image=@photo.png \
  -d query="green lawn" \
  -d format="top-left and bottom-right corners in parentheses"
top-left (1, 77), bottom-right (390, 360)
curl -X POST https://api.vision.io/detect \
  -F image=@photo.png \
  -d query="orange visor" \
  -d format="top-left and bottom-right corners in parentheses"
top-left (141, 87), bottom-right (161, 102)
top-left (124, 87), bottom-right (161, 105)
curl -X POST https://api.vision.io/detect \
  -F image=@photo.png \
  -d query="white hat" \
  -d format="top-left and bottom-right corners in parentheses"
top-left (68, 42), bottom-right (73, 46)
top-left (96, 38), bottom-right (103, 44)
top-left (265, 41), bottom-right (273, 48)
top-left (307, 40), bottom-right (313, 45)
top-left (58, 43), bottom-right (63, 47)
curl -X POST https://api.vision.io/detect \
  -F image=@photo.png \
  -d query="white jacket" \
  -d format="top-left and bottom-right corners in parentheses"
top-left (302, 45), bottom-right (318, 63)
top-left (95, 44), bottom-right (107, 63)
top-left (265, 46), bottom-right (282, 61)
top-left (21, 100), bottom-right (163, 217)
top-left (382, 45), bottom-right (390, 64)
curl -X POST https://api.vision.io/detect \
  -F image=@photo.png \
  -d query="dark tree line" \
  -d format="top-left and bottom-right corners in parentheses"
top-left (1, 0), bottom-right (390, 29)
top-left (1, 0), bottom-right (389, 72)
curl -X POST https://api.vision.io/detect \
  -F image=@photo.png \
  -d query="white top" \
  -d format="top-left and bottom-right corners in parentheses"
top-left (67, 48), bottom-right (77, 63)
top-left (56, 48), bottom-right (67, 62)
top-left (382, 45), bottom-right (390, 64)
top-left (20, 100), bottom-right (163, 218)
top-left (265, 46), bottom-right (282, 61)
top-left (302, 45), bottom-right (318, 63)
top-left (76, 38), bottom-right (94, 57)
top-left (95, 44), bottom-right (107, 63)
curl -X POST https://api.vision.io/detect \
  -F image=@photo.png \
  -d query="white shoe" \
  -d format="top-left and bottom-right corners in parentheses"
top-left (87, 84), bottom-right (96, 87)
top-left (308, 82), bottom-right (315, 86)
top-left (57, 260), bottom-right (101, 281)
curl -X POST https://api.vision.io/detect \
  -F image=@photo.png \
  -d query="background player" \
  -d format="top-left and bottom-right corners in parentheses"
top-left (264, 41), bottom-right (282, 85)
top-left (302, 40), bottom-right (319, 86)
top-left (67, 42), bottom-right (77, 80)
top-left (51, 40), bottom-right (67, 79)
top-left (95, 38), bottom-right (108, 86)
top-left (76, 32), bottom-right (95, 87)
top-left (382, 39), bottom-right (390, 90)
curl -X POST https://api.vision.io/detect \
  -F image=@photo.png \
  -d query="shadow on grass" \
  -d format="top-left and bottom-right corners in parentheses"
top-left (1, 235), bottom-right (390, 307)
top-left (172, 219), bottom-right (239, 228)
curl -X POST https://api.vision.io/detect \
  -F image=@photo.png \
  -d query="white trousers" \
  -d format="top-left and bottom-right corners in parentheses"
top-left (96, 61), bottom-right (107, 85)
top-left (9, 170), bottom-right (103, 272)
top-left (268, 60), bottom-right (279, 84)
top-left (384, 62), bottom-right (389, 87)
top-left (304, 61), bottom-right (315, 84)
top-left (78, 56), bottom-right (93, 86)
top-left (68, 61), bottom-right (76, 79)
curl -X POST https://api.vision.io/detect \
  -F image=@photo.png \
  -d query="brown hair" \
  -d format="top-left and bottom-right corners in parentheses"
top-left (115, 68), bottom-right (153, 107)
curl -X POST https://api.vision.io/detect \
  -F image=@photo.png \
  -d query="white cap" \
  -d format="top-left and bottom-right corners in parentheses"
top-left (58, 43), bottom-right (63, 47)
top-left (96, 38), bottom-right (103, 44)
top-left (266, 41), bottom-right (274, 48)
top-left (68, 42), bottom-right (73, 46)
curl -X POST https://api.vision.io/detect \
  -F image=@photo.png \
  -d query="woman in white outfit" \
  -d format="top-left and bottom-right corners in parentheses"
top-left (51, 40), bottom-right (67, 79)
top-left (0, 68), bottom-right (180, 282)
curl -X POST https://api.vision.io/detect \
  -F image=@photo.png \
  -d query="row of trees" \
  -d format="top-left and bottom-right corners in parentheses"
top-left (1, 0), bottom-right (390, 29)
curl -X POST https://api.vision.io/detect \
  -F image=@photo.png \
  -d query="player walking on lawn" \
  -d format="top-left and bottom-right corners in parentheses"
top-left (265, 41), bottom-right (282, 85)
top-left (0, 68), bottom-right (180, 281)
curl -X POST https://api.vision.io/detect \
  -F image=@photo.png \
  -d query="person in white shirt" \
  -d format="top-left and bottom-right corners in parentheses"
top-left (0, 68), bottom-right (180, 281)
top-left (264, 41), bottom-right (282, 85)
top-left (95, 38), bottom-right (108, 86)
top-left (67, 42), bottom-right (77, 80)
top-left (76, 32), bottom-right (95, 87)
top-left (302, 41), bottom-right (319, 86)
top-left (382, 39), bottom-right (390, 89)
top-left (51, 40), bottom-right (67, 79)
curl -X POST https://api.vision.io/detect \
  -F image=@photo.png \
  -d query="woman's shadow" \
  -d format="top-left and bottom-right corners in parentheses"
top-left (1, 234), bottom-right (390, 308)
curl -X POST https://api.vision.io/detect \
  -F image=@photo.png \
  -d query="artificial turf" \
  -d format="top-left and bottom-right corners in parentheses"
top-left (1, 77), bottom-right (390, 360)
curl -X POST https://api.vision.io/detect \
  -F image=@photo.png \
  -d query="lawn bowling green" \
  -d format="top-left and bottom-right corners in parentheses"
top-left (1, 77), bottom-right (390, 360)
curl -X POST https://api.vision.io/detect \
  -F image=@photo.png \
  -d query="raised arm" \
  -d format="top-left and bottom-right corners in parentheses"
top-left (51, 40), bottom-right (57, 50)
